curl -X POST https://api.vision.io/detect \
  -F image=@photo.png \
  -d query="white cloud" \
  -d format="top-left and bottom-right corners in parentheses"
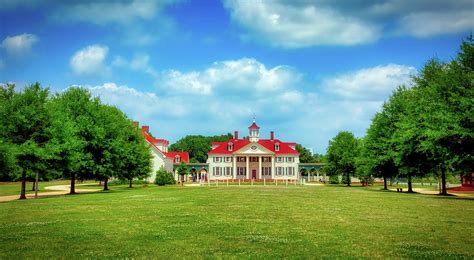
top-left (159, 58), bottom-right (301, 95)
top-left (1, 33), bottom-right (39, 57)
top-left (113, 54), bottom-right (158, 77)
top-left (70, 44), bottom-right (109, 76)
top-left (224, 0), bottom-right (379, 47)
top-left (397, 10), bottom-right (474, 37)
top-left (53, 0), bottom-right (170, 25)
top-left (223, 0), bottom-right (473, 47)
top-left (321, 64), bottom-right (416, 100)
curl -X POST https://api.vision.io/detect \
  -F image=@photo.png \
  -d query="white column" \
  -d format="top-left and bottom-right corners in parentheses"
top-left (258, 156), bottom-right (262, 180)
top-left (246, 156), bottom-right (249, 179)
top-left (232, 156), bottom-right (237, 180)
top-left (271, 156), bottom-right (275, 180)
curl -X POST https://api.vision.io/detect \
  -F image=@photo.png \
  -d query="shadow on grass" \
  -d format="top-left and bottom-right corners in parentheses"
top-left (364, 186), bottom-right (474, 201)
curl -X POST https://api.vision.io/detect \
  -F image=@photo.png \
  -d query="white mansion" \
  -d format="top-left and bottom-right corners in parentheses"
top-left (206, 120), bottom-right (300, 180)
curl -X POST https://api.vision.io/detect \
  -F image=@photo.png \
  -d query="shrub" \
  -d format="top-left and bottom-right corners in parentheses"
top-left (329, 175), bottom-right (340, 184)
top-left (155, 168), bottom-right (176, 186)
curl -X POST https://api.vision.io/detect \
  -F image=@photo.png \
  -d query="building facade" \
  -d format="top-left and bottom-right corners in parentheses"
top-left (138, 123), bottom-right (189, 182)
top-left (207, 120), bottom-right (300, 180)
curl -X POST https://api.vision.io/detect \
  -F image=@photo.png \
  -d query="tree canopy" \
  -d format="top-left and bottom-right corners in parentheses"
top-left (169, 134), bottom-right (233, 162)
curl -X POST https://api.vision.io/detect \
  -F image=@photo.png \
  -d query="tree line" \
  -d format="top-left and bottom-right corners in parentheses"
top-left (0, 85), bottom-right (152, 199)
top-left (325, 36), bottom-right (473, 195)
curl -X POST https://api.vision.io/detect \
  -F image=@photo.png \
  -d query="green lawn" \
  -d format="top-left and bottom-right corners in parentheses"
top-left (0, 184), bottom-right (472, 258)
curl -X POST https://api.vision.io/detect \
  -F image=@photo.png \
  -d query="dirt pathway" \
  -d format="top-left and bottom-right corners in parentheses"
top-left (0, 184), bottom-right (101, 203)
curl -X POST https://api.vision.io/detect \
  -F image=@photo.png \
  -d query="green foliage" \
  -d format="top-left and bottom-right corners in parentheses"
top-left (169, 134), bottom-right (233, 162)
top-left (326, 131), bottom-right (359, 186)
top-left (329, 175), bottom-right (340, 184)
top-left (155, 167), bottom-right (176, 186)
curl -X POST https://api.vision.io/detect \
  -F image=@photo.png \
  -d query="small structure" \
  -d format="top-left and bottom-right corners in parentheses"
top-left (461, 173), bottom-right (473, 187)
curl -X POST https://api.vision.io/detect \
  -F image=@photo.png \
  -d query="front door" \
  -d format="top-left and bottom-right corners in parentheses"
top-left (252, 169), bottom-right (257, 179)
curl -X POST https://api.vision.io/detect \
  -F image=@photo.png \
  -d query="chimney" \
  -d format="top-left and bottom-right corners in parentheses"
top-left (142, 125), bottom-right (149, 133)
top-left (270, 131), bottom-right (274, 140)
top-left (132, 121), bottom-right (139, 128)
top-left (234, 131), bottom-right (239, 140)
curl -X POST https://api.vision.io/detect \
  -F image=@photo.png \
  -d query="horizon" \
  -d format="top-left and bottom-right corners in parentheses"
top-left (1, 1), bottom-right (472, 153)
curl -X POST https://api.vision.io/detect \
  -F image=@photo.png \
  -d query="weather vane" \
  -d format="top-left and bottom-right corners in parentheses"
top-left (252, 113), bottom-right (256, 122)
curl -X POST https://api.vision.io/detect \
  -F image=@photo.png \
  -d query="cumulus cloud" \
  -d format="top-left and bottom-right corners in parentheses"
top-left (1, 33), bottom-right (39, 57)
top-left (321, 64), bottom-right (416, 100)
top-left (224, 0), bottom-right (379, 47)
top-left (223, 0), bottom-right (473, 47)
top-left (112, 54), bottom-right (158, 77)
top-left (70, 44), bottom-right (110, 76)
top-left (159, 58), bottom-right (301, 95)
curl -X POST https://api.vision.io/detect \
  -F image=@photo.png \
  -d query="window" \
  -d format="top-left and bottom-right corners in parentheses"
top-left (276, 157), bottom-right (283, 163)
top-left (225, 167), bottom-right (232, 176)
top-left (237, 167), bottom-right (246, 176)
top-left (275, 142), bottom-right (280, 151)
top-left (262, 157), bottom-right (270, 162)
top-left (276, 167), bottom-right (283, 176)
top-left (262, 167), bottom-right (271, 176)
top-left (287, 167), bottom-right (294, 176)
top-left (225, 157), bottom-right (232, 163)
top-left (214, 157), bottom-right (222, 163)
top-left (237, 157), bottom-right (246, 162)
top-left (213, 167), bottom-right (221, 176)
top-left (227, 143), bottom-right (233, 151)
top-left (250, 157), bottom-right (258, 162)
top-left (286, 157), bottom-right (294, 162)
top-left (175, 155), bottom-right (180, 163)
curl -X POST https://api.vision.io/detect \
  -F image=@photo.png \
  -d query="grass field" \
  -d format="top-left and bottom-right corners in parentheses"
top-left (0, 184), bottom-right (472, 258)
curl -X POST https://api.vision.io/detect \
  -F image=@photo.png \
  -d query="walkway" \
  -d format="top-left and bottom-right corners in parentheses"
top-left (0, 184), bottom-right (101, 203)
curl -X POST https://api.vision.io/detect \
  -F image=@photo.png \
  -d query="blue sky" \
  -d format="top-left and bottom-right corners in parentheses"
top-left (0, 0), bottom-right (472, 153)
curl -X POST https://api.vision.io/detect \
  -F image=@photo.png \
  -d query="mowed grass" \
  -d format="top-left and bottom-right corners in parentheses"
top-left (0, 185), bottom-right (472, 258)
top-left (0, 180), bottom-right (72, 196)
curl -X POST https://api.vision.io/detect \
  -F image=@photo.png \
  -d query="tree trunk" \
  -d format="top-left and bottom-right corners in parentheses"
top-left (129, 178), bottom-right (133, 188)
top-left (70, 173), bottom-right (76, 194)
top-left (19, 171), bottom-right (27, 200)
top-left (440, 170), bottom-right (447, 195)
top-left (407, 174), bottom-right (413, 193)
top-left (346, 173), bottom-right (351, 187)
top-left (383, 175), bottom-right (388, 190)
top-left (104, 178), bottom-right (109, 191)
top-left (34, 172), bottom-right (39, 199)
top-left (31, 181), bottom-right (36, 191)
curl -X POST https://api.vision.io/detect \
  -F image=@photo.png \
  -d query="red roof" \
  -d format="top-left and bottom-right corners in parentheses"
top-left (208, 138), bottom-right (299, 155)
top-left (248, 121), bottom-right (260, 129)
top-left (141, 127), bottom-right (189, 162)
top-left (165, 152), bottom-right (189, 163)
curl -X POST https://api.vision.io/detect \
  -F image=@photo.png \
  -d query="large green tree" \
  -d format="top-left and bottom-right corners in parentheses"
top-left (326, 131), bottom-right (359, 186)
top-left (0, 83), bottom-right (52, 199)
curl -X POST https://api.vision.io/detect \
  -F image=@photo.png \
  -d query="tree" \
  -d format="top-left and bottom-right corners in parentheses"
top-left (0, 141), bottom-right (16, 181)
top-left (155, 166), bottom-right (175, 186)
top-left (49, 87), bottom-right (100, 194)
top-left (359, 110), bottom-right (398, 190)
top-left (0, 83), bottom-right (52, 199)
top-left (116, 126), bottom-right (152, 188)
top-left (295, 144), bottom-right (314, 163)
top-left (169, 134), bottom-right (233, 162)
top-left (176, 162), bottom-right (188, 186)
top-left (326, 131), bottom-right (359, 186)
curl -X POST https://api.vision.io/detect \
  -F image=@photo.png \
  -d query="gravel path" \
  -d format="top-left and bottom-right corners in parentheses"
top-left (0, 184), bottom-right (101, 202)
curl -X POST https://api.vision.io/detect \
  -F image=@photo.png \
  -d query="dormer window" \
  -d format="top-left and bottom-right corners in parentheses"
top-left (227, 142), bottom-right (233, 151)
top-left (275, 142), bottom-right (280, 151)
top-left (175, 155), bottom-right (181, 163)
